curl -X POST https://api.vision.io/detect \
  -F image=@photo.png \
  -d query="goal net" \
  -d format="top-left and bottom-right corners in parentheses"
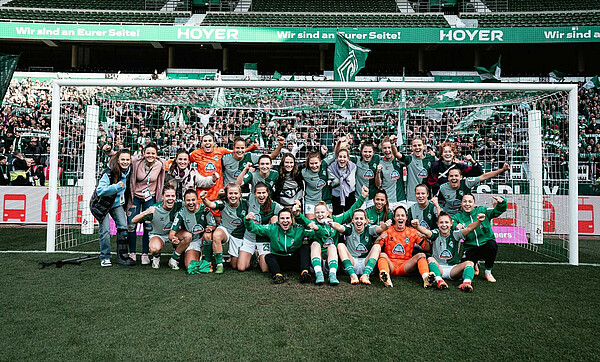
top-left (46, 80), bottom-right (579, 265)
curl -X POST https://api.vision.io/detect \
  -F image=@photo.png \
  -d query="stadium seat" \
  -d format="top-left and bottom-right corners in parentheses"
top-left (250, 0), bottom-right (399, 13)
top-left (460, 11), bottom-right (600, 27)
top-left (0, 7), bottom-right (192, 23)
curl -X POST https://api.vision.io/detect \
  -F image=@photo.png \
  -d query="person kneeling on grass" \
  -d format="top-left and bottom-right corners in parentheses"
top-left (334, 209), bottom-right (391, 285)
top-left (375, 206), bottom-right (435, 288)
top-left (170, 189), bottom-right (216, 272)
top-left (411, 211), bottom-right (485, 292)
top-left (293, 185), bottom-right (369, 286)
top-left (131, 185), bottom-right (183, 269)
top-left (244, 208), bottom-right (315, 284)
top-left (453, 194), bottom-right (507, 283)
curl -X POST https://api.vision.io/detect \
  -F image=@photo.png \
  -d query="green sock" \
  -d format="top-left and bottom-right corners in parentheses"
top-left (311, 257), bottom-right (322, 273)
top-left (428, 261), bottom-right (441, 277)
top-left (463, 265), bottom-right (475, 281)
top-left (342, 259), bottom-right (355, 275)
top-left (364, 258), bottom-right (377, 275)
top-left (328, 260), bottom-right (338, 274)
top-left (215, 252), bottom-right (223, 265)
top-left (201, 242), bottom-right (213, 263)
top-left (171, 251), bottom-right (180, 260)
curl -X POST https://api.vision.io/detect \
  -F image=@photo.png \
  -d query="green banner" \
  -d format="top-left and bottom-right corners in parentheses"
top-left (1, 22), bottom-right (600, 44)
top-left (0, 53), bottom-right (20, 106)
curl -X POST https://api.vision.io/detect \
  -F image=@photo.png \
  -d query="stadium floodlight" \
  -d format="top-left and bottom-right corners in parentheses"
top-left (47, 79), bottom-right (578, 265)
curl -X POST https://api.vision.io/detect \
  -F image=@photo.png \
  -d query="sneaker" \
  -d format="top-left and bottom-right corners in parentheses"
top-left (152, 257), bottom-right (160, 269)
top-left (272, 273), bottom-right (285, 284)
top-left (350, 274), bottom-right (359, 285)
top-left (100, 259), bottom-right (112, 267)
top-left (117, 253), bottom-right (136, 266)
top-left (141, 254), bottom-right (151, 265)
top-left (485, 272), bottom-right (497, 283)
top-left (380, 270), bottom-right (393, 287)
top-left (299, 269), bottom-right (311, 283)
top-left (458, 281), bottom-right (473, 293)
top-left (437, 279), bottom-right (449, 290)
top-left (168, 258), bottom-right (179, 270)
top-left (215, 264), bottom-right (224, 274)
top-left (360, 274), bottom-right (371, 285)
top-left (424, 272), bottom-right (436, 288)
top-left (129, 252), bottom-right (137, 262)
top-left (329, 272), bottom-right (339, 286)
top-left (315, 271), bottom-right (325, 285)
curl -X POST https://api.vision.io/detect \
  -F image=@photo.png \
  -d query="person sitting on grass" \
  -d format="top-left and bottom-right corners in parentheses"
top-left (453, 194), bottom-right (507, 283)
top-left (199, 183), bottom-right (249, 274)
top-left (131, 185), bottom-right (183, 270)
top-left (169, 189), bottom-right (215, 269)
top-left (244, 208), bottom-right (315, 284)
top-left (411, 211), bottom-right (485, 292)
top-left (334, 209), bottom-right (392, 285)
top-left (292, 185), bottom-right (369, 286)
top-left (375, 206), bottom-right (436, 288)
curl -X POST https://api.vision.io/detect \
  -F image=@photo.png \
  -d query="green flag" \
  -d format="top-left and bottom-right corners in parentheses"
top-left (273, 71), bottom-right (282, 80)
top-left (583, 75), bottom-right (600, 89)
top-left (549, 70), bottom-right (565, 81)
top-left (475, 55), bottom-right (501, 82)
top-left (371, 78), bottom-right (390, 104)
top-left (244, 63), bottom-right (258, 79)
top-left (289, 74), bottom-right (295, 81)
top-left (241, 121), bottom-right (260, 142)
top-left (333, 32), bottom-right (370, 107)
top-left (0, 53), bottom-right (20, 106)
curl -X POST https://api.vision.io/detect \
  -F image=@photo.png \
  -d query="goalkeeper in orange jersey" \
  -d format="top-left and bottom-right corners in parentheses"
top-left (375, 205), bottom-right (436, 288)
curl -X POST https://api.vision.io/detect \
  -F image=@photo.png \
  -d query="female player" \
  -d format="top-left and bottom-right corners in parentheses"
top-left (164, 149), bottom-right (218, 199)
top-left (407, 183), bottom-right (441, 230)
top-left (244, 208), bottom-right (314, 284)
top-left (273, 152), bottom-right (304, 208)
top-left (393, 137), bottom-right (436, 203)
top-left (375, 135), bottom-right (406, 210)
top-left (364, 189), bottom-right (393, 227)
top-left (453, 194), bottom-right (507, 283)
top-left (300, 148), bottom-right (337, 219)
top-left (335, 209), bottom-right (391, 285)
top-left (236, 154), bottom-right (279, 194)
top-left (199, 183), bottom-right (249, 274)
top-left (427, 142), bottom-right (482, 194)
top-left (328, 147), bottom-right (357, 215)
top-left (376, 206), bottom-right (436, 288)
top-left (239, 182), bottom-right (283, 272)
top-left (412, 211), bottom-right (485, 292)
top-left (221, 136), bottom-right (284, 186)
top-left (337, 137), bottom-right (380, 208)
top-left (90, 148), bottom-right (135, 267)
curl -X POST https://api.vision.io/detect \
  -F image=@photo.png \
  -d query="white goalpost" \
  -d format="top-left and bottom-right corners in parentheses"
top-left (46, 79), bottom-right (579, 266)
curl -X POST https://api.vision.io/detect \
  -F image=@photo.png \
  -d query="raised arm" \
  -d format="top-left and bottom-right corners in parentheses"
top-left (389, 135), bottom-right (405, 161)
top-left (430, 196), bottom-right (442, 216)
top-left (460, 213), bottom-right (486, 237)
top-left (235, 162), bottom-right (254, 186)
top-left (410, 219), bottom-right (433, 239)
top-left (131, 205), bottom-right (155, 224)
top-left (333, 185), bottom-right (368, 223)
top-left (375, 164), bottom-right (383, 188)
top-left (479, 163), bottom-right (510, 182)
top-left (269, 136), bottom-right (286, 160)
top-left (244, 213), bottom-right (269, 237)
top-left (375, 219), bottom-right (392, 234)
top-left (488, 195), bottom-right (508, 219)
top-left (198, 190), bottom-right (217, 209)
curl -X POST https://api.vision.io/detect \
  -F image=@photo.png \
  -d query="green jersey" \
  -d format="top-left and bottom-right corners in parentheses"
top-left (350, 154), bottom-right (380, 199)
top-left (221, 152), bottom-right (260, 186)
top-left (438, 177), bottom-right (481, 216)
top-left (429, 228), bottom-right (464, 266)
top-left (407, 201), bottom-right (438, 230)
top-left (403, 154), bottom-right (435, 202)
top-left (378, 157), bottom-right (406, 203)
top-left (142, 200), bottom-right (183, 237)
top-left (243, 196), bottom-right (284, 243)
top-left (171, 206), bottom-right (215, 241)
top-left (242, 169), bottom-right (279, 194)
top-left (214, 198), bottom-right (250, 238)
top-left (341, 224), bottom-right (378, 258)
top-left (301, 154), bottom-right (336, 205)
top-left (244, 219), bottom-right (314, 257)
top-left (365, 206), bottom-right (393, 226)
top-left (452, 197), bottom-right (507, 249)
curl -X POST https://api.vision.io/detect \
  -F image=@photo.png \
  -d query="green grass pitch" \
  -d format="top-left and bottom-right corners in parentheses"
top-left (1, 227), bottom-right (599, 360)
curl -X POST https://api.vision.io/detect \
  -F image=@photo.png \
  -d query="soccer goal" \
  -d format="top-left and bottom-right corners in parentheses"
top-left (46, 79), bottom-right (579, 265)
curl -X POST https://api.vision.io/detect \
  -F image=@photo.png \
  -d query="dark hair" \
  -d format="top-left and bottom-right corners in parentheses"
top-left (254, 181), bottom-right (273, 215)
top-left (144, 141), bottom-right (158, 153)
top-left (233, 136), bottom-right (246, 146)
top-left (183, 188), bottom-right (197, 199)
top-left (305, 151), bottom-right (322, 169)
top-left (170, 148), bottom-right (190, 173)
top-left (278, 208), bottom-right (294, 222)
top-left (373, 188), bottom-right (390, 220)
top-left (163, 184), bottom-right (176, 194)
top-left (437, 211), bottom-right (452, 222)
top-left (392, 205), bottom-right (407, 225)
top-left (360, 142), bottom-right (375, 153)
top-left (258, 154), bottom-right (272, 165)
top-left (109, 148), bottom-right (131, 184)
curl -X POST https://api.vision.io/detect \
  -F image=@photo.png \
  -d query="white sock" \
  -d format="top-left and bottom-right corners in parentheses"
top-left (485, 269), bottom-right (492, 276)
top-left (435, 276), bottom-right (443, 282)
top-left (421, 272), bottom-right (428, 281)
top-left (314, 265), bottom-right (322, 273)
top-left (463, 279), bottom-right (472, 283)
top-left (329, 268), bottom-right (337, 274)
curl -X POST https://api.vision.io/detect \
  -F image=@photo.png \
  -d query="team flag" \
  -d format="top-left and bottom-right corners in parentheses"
top-left (333, 32), bottom-right (370, 107)
top-left (244, 63), bottom-right (258, 79)
top-left (0, 53), bottom-right (20, 106)
top-left (583, 75), bottom-right (600, 89)
top-left (549, 70), bottom-right (565, 81)
top-left (475, 55), bottom-right (501, 82)
top-left (273, 71), bottom-right (282, 80)
top-left (371, 78), bottom-right (390, 104)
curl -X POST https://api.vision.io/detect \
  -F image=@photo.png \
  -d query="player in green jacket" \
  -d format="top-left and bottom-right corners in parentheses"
top-left (452, 194), bottom-right (507, 283)
top-left (244, 208), bottom-right (315, 284)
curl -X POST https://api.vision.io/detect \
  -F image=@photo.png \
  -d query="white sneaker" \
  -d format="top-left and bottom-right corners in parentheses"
top-left (141, 253), bottom-right (151, 265)
top-left (129, 252), bottom-right (137, 262)
top-left (100, 259), bottom-right (112, 267)
top-left (152, 257), bottom-right (160, 269)
top-left (168, 258), bottom-right (180, 270)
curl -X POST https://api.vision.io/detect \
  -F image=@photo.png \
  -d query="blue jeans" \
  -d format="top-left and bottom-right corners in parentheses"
top-left (98, 205), bottom-right (127, 261)
top-left (127, 196), bottom-right (155, 254)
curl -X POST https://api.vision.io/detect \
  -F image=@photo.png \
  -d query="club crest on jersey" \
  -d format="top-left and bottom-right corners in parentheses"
top-left (417, 169), bottom-right (428, 178)
top-left (316, 179), bottom-right (326, 189)
top-left (253, 214), bottom-right (262, 223)
top-left (214, 155), bottom-right (219, 161)
top-left (324, 237), bottom-right (334, 246)
top-left (452, 200), bottom-right (462, 208)
top-left (231, 218), bottom-right (242, 226)
top-left (392, 244), bottom-right (405, 255)
top-left (363, 170), bottom-right (375, 179)
top-left (405, 237), bottom-right (410, 244)
top-left (234, 170), bottom-right (241, 177)
top-left (419, 220), bottom-right (430, 229)
top-left (390, 170), bottom-right (401, 180)
top-left (163, 221), bottom-right (173, 231)
top-left (439, 249), bottom-right (452, 260)
top-left (204, 162), bottom-right (217, 173)
top-left (192, 224), bottom-right (205, 234)
top-left (355, 243), bottom-right (368, 253)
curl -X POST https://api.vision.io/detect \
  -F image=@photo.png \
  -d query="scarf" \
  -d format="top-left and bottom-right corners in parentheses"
top-left (170, 165), bottom-right (195, 194)
top-left (328, 160), bottom-right (356, 206)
